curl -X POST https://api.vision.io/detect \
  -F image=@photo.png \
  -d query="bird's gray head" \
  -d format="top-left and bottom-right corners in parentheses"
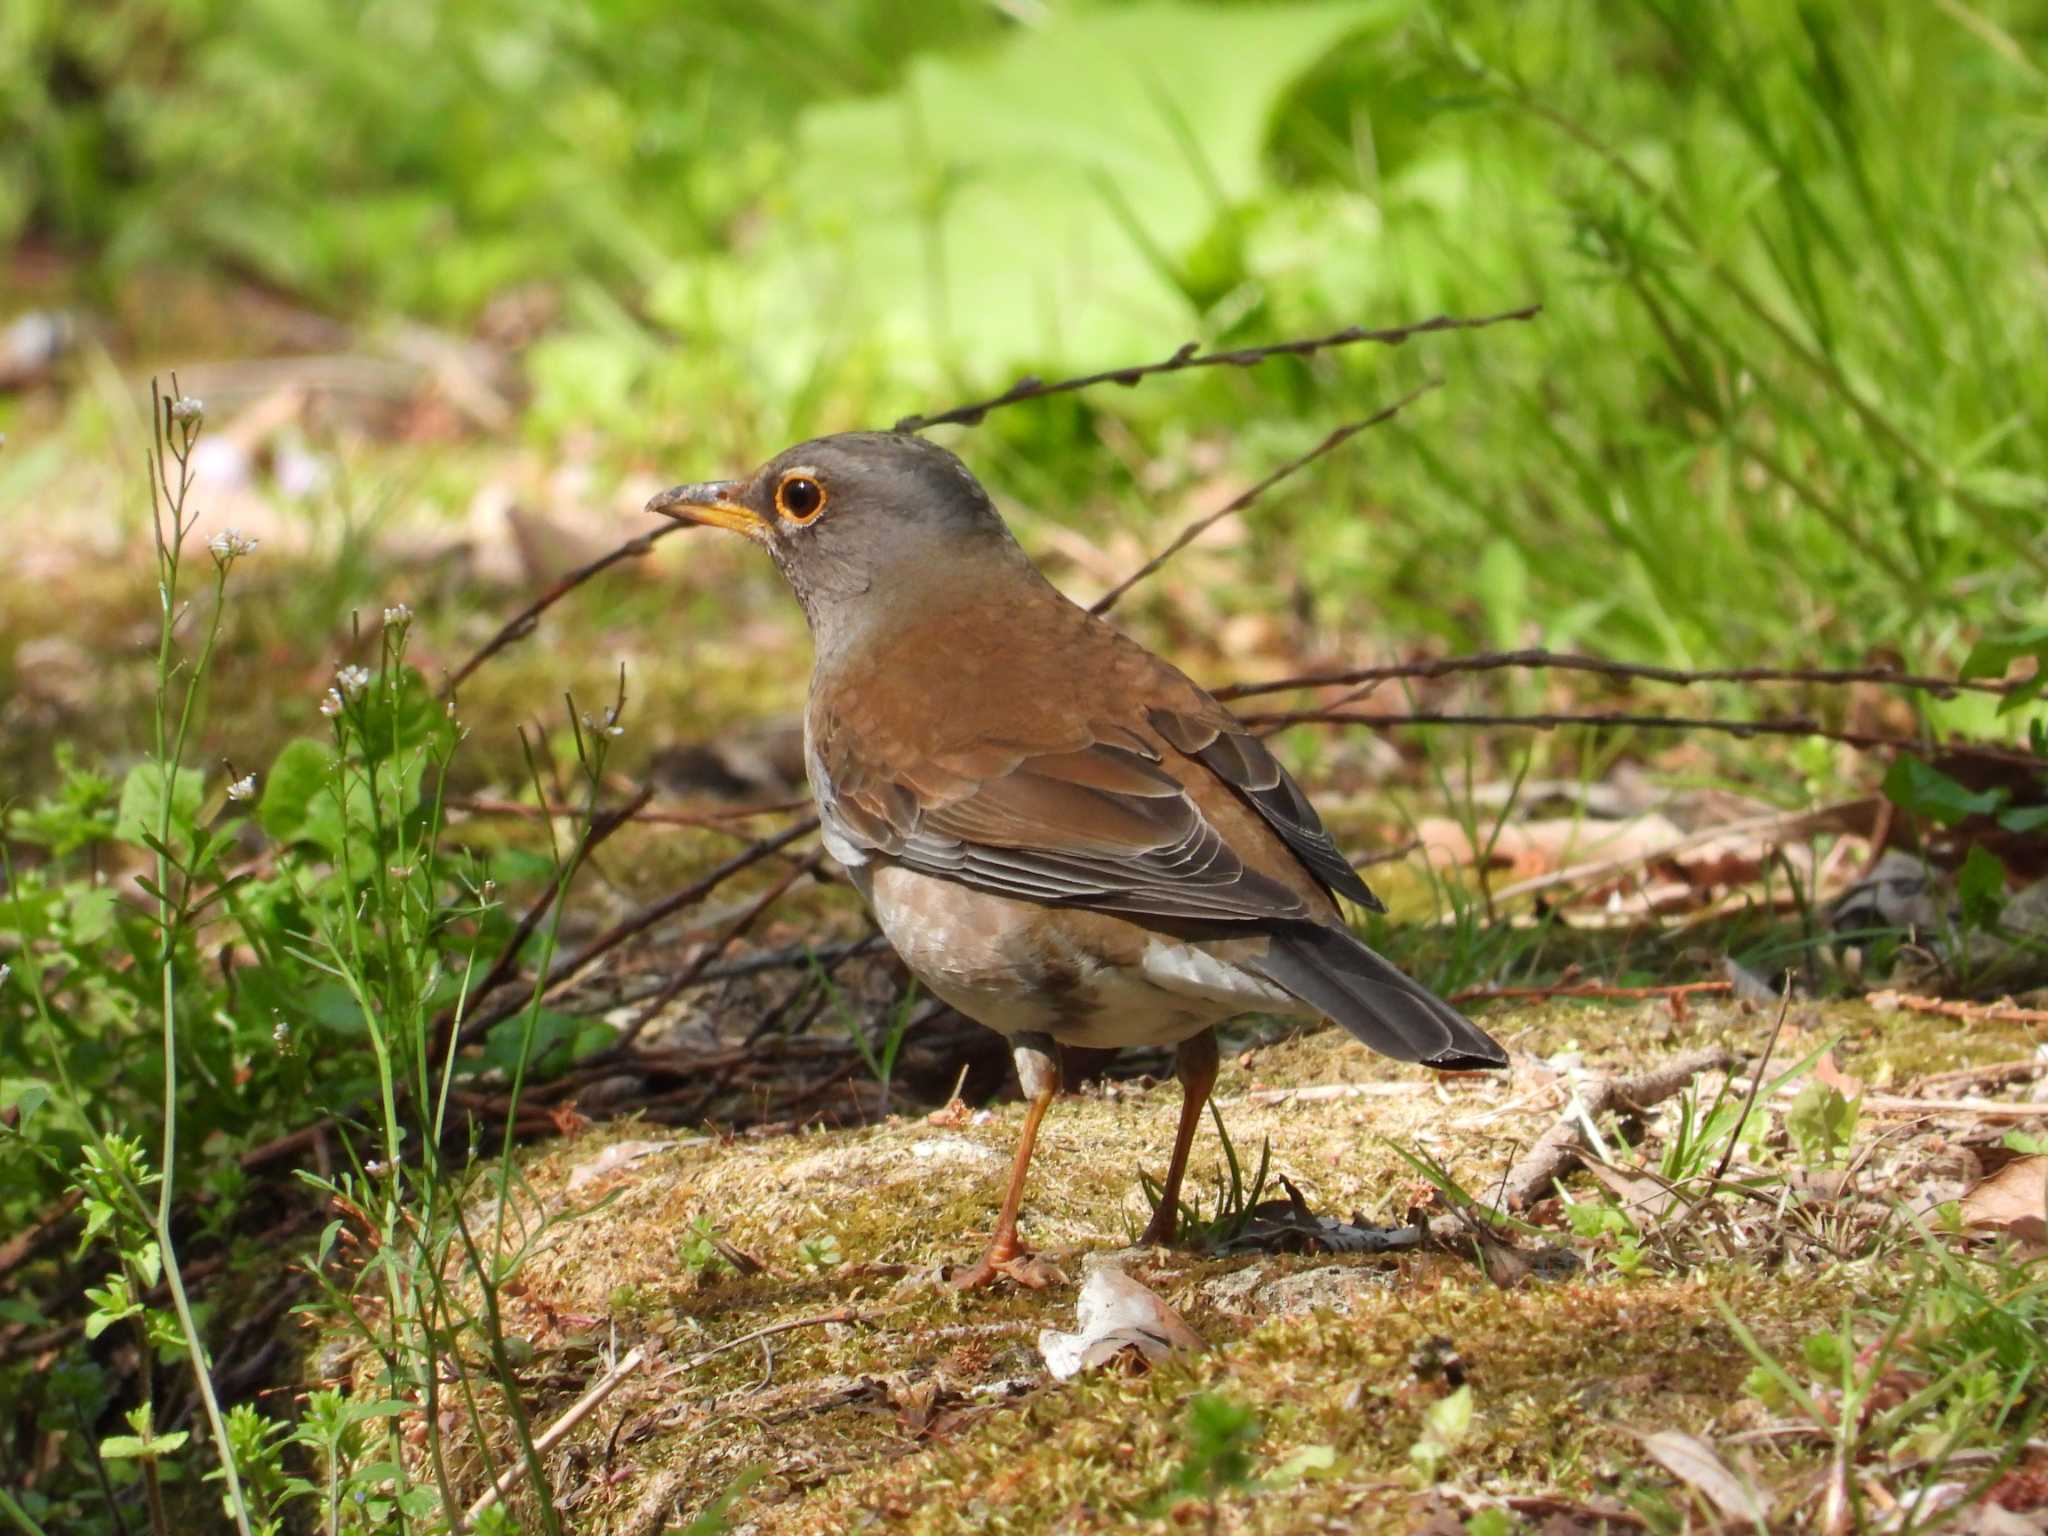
top-left (647, 431), bottom-right (1037, 652)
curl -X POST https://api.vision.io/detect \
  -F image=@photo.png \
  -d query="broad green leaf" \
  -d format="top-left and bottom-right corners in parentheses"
top-left (1, 1077), bottom-right (52, 1127)
top-left (1881, 756), bottom-right (2005, 826)
top-left (660, 1), bottom-right (1411, 388)
top-left (258, 738), bottom-right (342, 848)
top-left (115, 763), bottom-right (205, 858)
top-left (1959, 625), bottom-right (2048, 714)
top-left (1957, 844), bottom-right (2008, 930)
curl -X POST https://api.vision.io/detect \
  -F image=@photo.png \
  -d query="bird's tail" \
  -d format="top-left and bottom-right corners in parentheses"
top-left (1249, 923), bottom-right (1507, 1070)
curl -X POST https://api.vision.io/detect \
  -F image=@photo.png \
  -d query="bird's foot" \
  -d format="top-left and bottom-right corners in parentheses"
top-left (1134, 1212), bottom-right (1179, 1250)
top-left (949, 1246), bottom-right (1066, 1292)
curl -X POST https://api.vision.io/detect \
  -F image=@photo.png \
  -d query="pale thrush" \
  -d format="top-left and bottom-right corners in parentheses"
top-left (649, 432), bottom-right (1505, 1288)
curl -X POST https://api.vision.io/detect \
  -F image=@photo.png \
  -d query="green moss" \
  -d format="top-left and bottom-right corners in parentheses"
top-left (294, 995), bottom-right (2032, 1532)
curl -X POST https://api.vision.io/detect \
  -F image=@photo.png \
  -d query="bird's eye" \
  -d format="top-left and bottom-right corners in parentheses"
top-left (775, 474), bottom-right (827, 524)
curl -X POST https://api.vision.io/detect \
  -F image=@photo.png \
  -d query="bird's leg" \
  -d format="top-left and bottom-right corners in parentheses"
top-left (952, 1034), bottom-right (1064, 1291)
top-left (1136, 1027), bottom-right (1220, 1248)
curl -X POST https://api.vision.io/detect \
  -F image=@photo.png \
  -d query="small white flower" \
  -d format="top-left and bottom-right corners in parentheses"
top-left (226, 773), bottom-right (257, 802)
top-left (383, 603), bottom-right (412, 626)
top-left (318, 688), bottom-right (345, 718)
top-left (388, 864), bottom-right (414, 880)
top-left (207, 528), bottom-right (259, 563)
top-left (169, 395), bottom-right (204, 424)
top-left (581, 711), bottom-right (625, 739)
top-left (272, 1020), bottom-right (291, 1049)
top-left (335, 665), bottom-right (372, 696)
top-left (0, 963), bottom-right (11, 990)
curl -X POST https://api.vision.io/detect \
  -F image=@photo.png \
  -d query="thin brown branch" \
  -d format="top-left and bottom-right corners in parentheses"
top-left (462, 1306), bottom-right (860, 1524)
top-left (448, 795), bottom-right (810, 829)
top-left (1090, 383), bottom-right (1436, 617)
top-left (440, 524), bottom-right (687, 695)
top-left (454, 818), bottom-right (820, 1048)
top-left (892, 305), bottom-right (1541, 432)
top-left (1240, 706), bottom-right (2047, 767)
top-left (441, 783), bottom-right (655, 1047)
top-left (607, 849), bottom-right (829, 1054)
top-left (1214, 648), bottom-right (2032, 703)
top-left (1865, 990), bottom-right (2048, 1026)
top-left (1497, 1047), bottom-right (1736, 1211)
top-left (465, 1345), bottom-right (649, 1524)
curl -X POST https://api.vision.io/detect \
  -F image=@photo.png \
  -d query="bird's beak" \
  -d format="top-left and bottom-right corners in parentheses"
top-left (645, 480), bottom-right (766, 541)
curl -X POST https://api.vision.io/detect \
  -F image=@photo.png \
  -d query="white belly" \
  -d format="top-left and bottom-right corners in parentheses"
top-left (855, 861), bottom-right (1308, 1048)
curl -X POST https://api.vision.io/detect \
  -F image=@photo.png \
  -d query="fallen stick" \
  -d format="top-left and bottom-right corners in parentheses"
top-left (1496, 1047), bottom-right (1734, 1211)
top-left (464, 1344), bottom-right (648, 1524)
top-left (1848, 1094), bottom-right (2048, 1122)
top-left (463, 1307), bottom-right (860, 1525)
top-left (1908, 1057), bottom-right (2046, 1094)
top-left (1867, 991), bottom-right (2048, 1026)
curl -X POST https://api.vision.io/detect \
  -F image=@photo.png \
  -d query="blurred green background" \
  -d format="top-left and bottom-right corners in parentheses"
top-left (3, 0), bottom-right (2045, 779)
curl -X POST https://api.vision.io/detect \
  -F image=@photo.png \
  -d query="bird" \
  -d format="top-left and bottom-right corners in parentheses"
top-left (648, 431), bottom-right (1506, 1289)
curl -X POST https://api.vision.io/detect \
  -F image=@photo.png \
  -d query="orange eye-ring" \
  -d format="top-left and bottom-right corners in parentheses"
top-left (776, 473), bottom-right (826, 523)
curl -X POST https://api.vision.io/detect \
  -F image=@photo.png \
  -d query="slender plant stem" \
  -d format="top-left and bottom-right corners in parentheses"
top-left (143, 388), bottom-right (255, 1536)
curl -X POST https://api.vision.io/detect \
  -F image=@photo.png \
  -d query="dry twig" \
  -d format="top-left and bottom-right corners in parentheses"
top-left (449, 795), bottom-right (809, 828)
top-left (1497, 1047), bottom-right (1735, 1211)
top-left (463, 1307), bottom-right (859, 1524)
top-left (1091, 384), bottom-right (1437, 616)
top-left (891, 305), bottom-right (1540, 432)
top-left (1238, 706), bottom-right (2047, 768)
top-left (442, 527), bottom-right (686, 694)
top-left (1867, 991), bottom-right (2048, 1026)
top-left (1215, 648), bottom-right (2032, 703)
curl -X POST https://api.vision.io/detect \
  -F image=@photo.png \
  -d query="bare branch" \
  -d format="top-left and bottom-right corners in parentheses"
top-left (892, 304), bottom-right (1541, 433)
top-left (454, 818), bottom-right (820, 1048)
top-left (448, 794), bottom-right (810, 829)
top-left (1215, 648), bottom-right (2033, 703)
top-left (441, 524), bottom-right (687, 696)
top-left (1090, 382), bottom-right (1436, 617)
top-left (1497, 1047), bottom-right (1735, 1211)
top-left (1240, 706), bottom-right (2047, 767)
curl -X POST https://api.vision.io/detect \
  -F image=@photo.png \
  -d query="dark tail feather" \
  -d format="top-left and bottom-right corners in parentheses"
top-left (1249, 924), bottom-right (1507, 1070)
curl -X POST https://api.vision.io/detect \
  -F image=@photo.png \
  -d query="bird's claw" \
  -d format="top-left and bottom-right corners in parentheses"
top-left (949, 1249), bottom-right (1066, 1292)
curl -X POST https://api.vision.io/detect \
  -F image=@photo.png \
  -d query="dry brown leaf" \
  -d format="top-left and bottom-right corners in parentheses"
top-left (564, 1139), bottom-right (674, 1194)
top-left (1959, 1155), bottom-right (2048, 1247)
top-left (1415, 815), bottom-right (1685, 884)
top-left (1814, 1051), bottom-right (1867, 1100)
top-left (1642, 1429), bottom-right (1770, 1524)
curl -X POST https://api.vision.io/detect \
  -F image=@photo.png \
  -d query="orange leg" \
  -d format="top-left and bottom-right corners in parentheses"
top-left (1137, 1028), bottom-right (1220, 1248)
top-left (953, 1036), bottom-right (1065, 1291)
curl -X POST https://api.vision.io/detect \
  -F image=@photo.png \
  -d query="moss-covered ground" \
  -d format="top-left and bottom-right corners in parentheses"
top-left (312, 994), bottom-right (2043, 1534)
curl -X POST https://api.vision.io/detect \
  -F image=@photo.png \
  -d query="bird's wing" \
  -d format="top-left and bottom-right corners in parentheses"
top-left (1142, 705), bottom-right (1385, 913)
top-left (811, 711), bottom-right (1320, 928)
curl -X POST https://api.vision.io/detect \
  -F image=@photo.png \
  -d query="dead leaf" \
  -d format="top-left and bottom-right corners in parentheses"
top-left (1642, 1429), bottom-right (1769, 1524)
top-left (1814, 1051), bottom-right (1866, 1100)
top-left (1212, 1175), bottom-right (1423, 1256)
top-left (1959, 1155), bottom-right (2048, 1248)
top-left (1583, 1160), bottom-right (1682, 1224)
top-left (924, 1098), bottom-right (972, 1129)
top-left (1037, 1266), bottom-right (1204, 1380)
top-left (1415, 814), bottom-right (1685, 885)
top-left (565, 1139), bottom-right (673, 1194)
